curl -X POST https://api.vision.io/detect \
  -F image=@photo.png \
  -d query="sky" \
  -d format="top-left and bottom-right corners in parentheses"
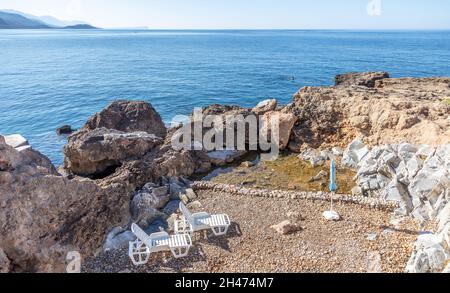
top-left (0, 0), bottom-right (449, 29)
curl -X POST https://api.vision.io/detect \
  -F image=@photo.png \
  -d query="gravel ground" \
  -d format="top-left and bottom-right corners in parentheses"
top-left (83, 190), bottom-right (420, 273)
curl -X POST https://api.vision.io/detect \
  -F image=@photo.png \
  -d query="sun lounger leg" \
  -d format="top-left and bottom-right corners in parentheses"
top-left (175, 217), bottom-right (193, 236)
top-left (211, 225), bottom-right (229, 236)
top-left (170, 246), bottom-right (190, 258)
top-left (128, 240), bottom-right (150, 266)
top-left (129, 241), bottom-right (150, 266)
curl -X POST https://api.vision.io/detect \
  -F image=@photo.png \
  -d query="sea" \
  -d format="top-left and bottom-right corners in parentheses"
top-left (1, 29), bottom-right (450, 165)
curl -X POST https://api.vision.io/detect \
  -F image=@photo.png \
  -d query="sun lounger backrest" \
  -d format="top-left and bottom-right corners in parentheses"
top-left (131, 223), bottom-right (150, 244)
top-left (179, 202), bottom-right (194, 225)
top-left (149, 231), bottom-right (170, 241)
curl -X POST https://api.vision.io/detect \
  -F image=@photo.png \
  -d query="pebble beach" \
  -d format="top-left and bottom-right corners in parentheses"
top-left (83, 189), bottom-right (420, 273)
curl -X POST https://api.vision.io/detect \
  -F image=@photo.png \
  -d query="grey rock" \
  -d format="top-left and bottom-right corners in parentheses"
top-left (332, 147), bottom-right (344, 157)
top-left (310, 170), bottom-right (328, 182)
top-left (416, 145), bottom-right (436, 161)
top-left (187, 201), bottom-right (203, 209)
top-left (56, 125), bottom-right (74, 135)
top-left (145, 218), bottom-right (169, 234)
top-left (180, 194), bottom-right (190, 204)
top-left (103, 227), bottom-right (136, 252)
top-left (381, 179), bottom-right (413, 215)
top-left (397, 143), bottom-right (418, 161)
top-left (185, 188), bottom-right (198, 201)
top-left (406, 155), bottom-right (424, 180)
top-left (207, 150), bottom-right (247, 166)
top-left (153, 186), bottom-right (170, 198)
top-left (299, 148), bottom-right (326, 167)
top-left (406, 234), bottom-right (448, 273)
top-left (163, 200), bottom-right (181, 215)
top-left (342, 138), bottom-right (369, 168)
top-left (131, 192), bottom-right (167, 227)
top-left (169, 183), bottom-right (185, 200)
top-left (178, 177), bottom-right (193, 187)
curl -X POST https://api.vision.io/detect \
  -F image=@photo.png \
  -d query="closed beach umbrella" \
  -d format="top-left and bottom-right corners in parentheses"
top-left (329, 160), bottom-right (337, 193)
top-left (324, 160), bottom-right (340, 219)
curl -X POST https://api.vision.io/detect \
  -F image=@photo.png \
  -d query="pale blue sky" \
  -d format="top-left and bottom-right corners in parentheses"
top-left (0, 0), bottom-right (449, 29)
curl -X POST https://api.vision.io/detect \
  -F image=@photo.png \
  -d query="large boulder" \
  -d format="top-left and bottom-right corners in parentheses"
top-left (260, 111), bottom-right (297, 150)
top-left (335, 72), bottom-right (390, 88)
top-left (252, 99), bottom-right (278, 115)
top-left (342, 137), bottom-right (370, 168)
top-left (406, 234), bottom-right (448, 273)
top-left (0, 137), bottom-right (131, 272)
top-left (83, 100), bottom-right (167, 138)
top-left (64, 128), bottom-right (163, 177)
top-left (63, 101), bottom-right (212, 183)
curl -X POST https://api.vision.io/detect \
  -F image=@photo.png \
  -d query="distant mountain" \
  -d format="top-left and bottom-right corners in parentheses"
top-left (63, 24), bottom-right (97, 29)
top-left (0, 10), bottom-right (97, 29)
top-left (1, 9), bottom-right (88, 27)
top-left (0, 11), bottom-right (50, 28)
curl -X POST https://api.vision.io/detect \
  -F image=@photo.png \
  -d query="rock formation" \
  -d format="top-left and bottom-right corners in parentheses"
top-left (82, 100), bottom-right (167, 138)
top-left (340, 139), bottom-right (450, 273)
top-left (287, 73), bottom-right (450, 151)
top-left (64, 101), bottom-right (211, 182)
top-left (0, 136), bottom-right (130, 272)
top-left (0, 101), bottom-right (210, 272)
top-left (64, 128), bottom-right (163, 177)
top-left (335, 71), bottom-right (390, 88)
top-left (2, 72), bottom-right (449, 273)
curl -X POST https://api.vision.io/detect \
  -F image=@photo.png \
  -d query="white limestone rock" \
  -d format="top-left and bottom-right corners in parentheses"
top-left (4, 134), bottom-right (29, 149)
top-left (342, 138), bottom-right (369, 168)
top-left (323, 211), bottom-right (341, 221)
top-left (406, 234), bottom-right (448, 273)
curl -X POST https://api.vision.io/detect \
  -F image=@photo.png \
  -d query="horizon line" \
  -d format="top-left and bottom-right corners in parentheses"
top-left (75, 28), bottom-right (450, 31)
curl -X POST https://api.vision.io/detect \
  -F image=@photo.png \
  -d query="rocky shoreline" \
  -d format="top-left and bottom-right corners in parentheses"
top-left (1, 71), bottom-right (449, 273)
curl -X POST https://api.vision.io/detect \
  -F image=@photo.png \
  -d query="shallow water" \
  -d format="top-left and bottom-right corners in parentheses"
top-left (211, 154), bottom-right (356, 194)
top-left (1, 29), bottom-right (450, 165)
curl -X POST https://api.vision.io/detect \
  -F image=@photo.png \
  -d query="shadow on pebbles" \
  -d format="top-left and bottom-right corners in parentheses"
top-left (83, 190), bottom-right (420, 273)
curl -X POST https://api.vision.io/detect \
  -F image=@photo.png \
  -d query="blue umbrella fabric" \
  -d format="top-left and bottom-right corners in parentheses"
top-left (329, 160), bottom-right (338, 193)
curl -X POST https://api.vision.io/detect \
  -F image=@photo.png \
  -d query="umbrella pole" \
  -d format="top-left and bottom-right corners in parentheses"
top-left (330, 192), bottom-right (334, 212)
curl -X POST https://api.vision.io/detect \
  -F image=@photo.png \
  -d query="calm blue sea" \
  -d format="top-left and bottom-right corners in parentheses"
top-left (1, 29), bottom-right (450, 165)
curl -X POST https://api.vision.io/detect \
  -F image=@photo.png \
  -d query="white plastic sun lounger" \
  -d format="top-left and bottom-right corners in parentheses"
top-left (175, 202), bottom-right (231, 237)
top-left (128, 223), bottom-right (192, 266)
